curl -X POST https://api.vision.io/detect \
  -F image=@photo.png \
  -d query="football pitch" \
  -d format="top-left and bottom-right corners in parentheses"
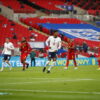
top-left (0, 65), bottom-right (100, 100)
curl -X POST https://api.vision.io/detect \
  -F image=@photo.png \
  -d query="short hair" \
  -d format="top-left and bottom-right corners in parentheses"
top-left (6, 37), bottom-right (10, 39)
top-left (53, 30), bottom-right (58, 33)
top-left (23, 37), bottom-right (26, 39)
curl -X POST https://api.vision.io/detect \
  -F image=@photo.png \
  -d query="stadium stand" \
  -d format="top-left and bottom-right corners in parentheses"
top-left (19, 16), bottom-right (100, 57)
top-left (0, 15), bottom-right (47, 47)
top-left (0, 0), bottom-right (100, 57)
top-left (29, 0), bottom-right (64, 10)
top-left (20, 17), bottom-right (85, 24)
top-left (66, 0), bottom-right (100, 16)
top-left (0, 0), bottom-right (35, 13)
top-left (20, 17), bottom-right (86, 36)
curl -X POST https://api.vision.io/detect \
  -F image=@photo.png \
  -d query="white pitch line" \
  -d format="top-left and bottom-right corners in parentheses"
top-left (0, 77), bottom-right (94, 80)
top-left (0, 79), bottom-right (94, 85)
top-left (0, 88), bottom-right (100, 95)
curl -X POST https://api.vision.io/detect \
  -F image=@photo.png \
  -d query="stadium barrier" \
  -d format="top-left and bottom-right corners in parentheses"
top-left (0, 56), bottom-right (97, 67)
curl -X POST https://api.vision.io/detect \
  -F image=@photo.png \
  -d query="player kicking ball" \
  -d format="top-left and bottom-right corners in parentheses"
top-left (64, 38), bottom-right (77, 70)
top-left (0, 38), bottom-right (14, 71)
top-left (19, 37), bottom-right (32, 71)
top-left (43, 31), bottom-right (61, 73)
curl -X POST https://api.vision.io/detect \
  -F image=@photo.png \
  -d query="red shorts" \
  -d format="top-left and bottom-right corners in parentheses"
top-left (20, 52), bottom-right (28, 62)
top-left (67, 52), bottom-right (75, 60)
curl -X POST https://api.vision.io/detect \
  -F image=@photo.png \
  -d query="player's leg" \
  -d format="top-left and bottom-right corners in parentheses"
top-left (0, 55), bottom-right (11, 71)
top-left (6, 60), bottom-right (12, 70)
top-left (72, 54), bottom-right (78, 69)
top-left (21, 59), bottom-right (29, 70)
top-left (64, 59), bottom-right (69, 69)
top-left (45, 52), bottom-right (52, 66)
top-left (0, 61), bottom-right (5, 71)
top-left (43, 52), bottom-right (51, 72)
top-left (47, 52), bottom-right (57, 73)
top-left (73, 58), bottom-right (78, 69)
top-left (21, 53), bottom-right (29, 70)
top-left (64, 53), bottom-right (70, 69)
top-left (21, 55), bottom-right (27, 70)
top-left (47, 58), bottom-right (56, 73)
top-left (21, 54), bottom-right (25, 70)
top-left (43, 58), bottom-right (51, 72)
top-left (24, 54), bottom-right (29, 69)
top-left (5, 55), bottom-right (12, 70)
top-left (0, 55), bottom-right (6, 71)
top-left (22, 60), bottom-right (29, 70)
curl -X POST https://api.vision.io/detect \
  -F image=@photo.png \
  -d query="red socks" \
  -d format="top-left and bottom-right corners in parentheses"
top-left (23, 62), bottom-right (28, 70)
top-left (66, 59), bottom-right (77, 67)
top-left (73, 59), bottom-right (77, 67)
top-left (66, 60), bottom-right (69, 67)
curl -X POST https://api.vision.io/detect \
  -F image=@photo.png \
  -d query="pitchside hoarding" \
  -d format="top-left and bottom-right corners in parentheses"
top-left (0, 56), bottom-right (97, 67)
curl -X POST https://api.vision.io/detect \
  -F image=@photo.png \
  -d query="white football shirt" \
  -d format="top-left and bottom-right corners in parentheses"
top-left (2, 42), bottom-right (14, 55)
top-left (46, 36), bottom-right (61, 52)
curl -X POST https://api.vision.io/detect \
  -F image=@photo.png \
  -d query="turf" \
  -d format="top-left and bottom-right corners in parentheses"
top-left (0, 65), bottom-right (100, 100)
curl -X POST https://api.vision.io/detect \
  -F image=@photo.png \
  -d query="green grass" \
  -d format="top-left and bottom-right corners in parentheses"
top-left (0, 65), bottom-right (100, 100)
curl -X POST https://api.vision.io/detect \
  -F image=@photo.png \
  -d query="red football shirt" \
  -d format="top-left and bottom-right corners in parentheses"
top-left (20, 42), bottom-right (31, 54)
top-left (67, 42), bottom-right (75, 53)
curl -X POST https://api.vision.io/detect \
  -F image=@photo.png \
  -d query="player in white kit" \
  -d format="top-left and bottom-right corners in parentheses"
top-left (43, 31), bottom-right (61, 73)
top-left (0, 38), bottom-right (14, 71)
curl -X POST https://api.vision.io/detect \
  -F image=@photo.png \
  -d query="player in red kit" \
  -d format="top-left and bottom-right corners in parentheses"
top-left (64, 38), bottom-right (77, 70)
top-left (97, 47), bottom-right (100, 70)
top-left (20, 37), bottom-right (32, 70)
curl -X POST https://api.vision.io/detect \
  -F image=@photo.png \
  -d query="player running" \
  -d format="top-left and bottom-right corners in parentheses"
top-left (0, 38), bottom-right (14, 71)
top-left (20, 37), bottom-right (32, 71)
top-left (43, 31), bottom-right (61, 73)
top-left (64, 38), bottom-right (77, 69)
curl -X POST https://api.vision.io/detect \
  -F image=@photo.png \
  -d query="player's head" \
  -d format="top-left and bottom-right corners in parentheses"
top-left (22, 37), bottom-right (27, 42)
top-left (83, 41), bottom-right (87, 44)
top-left (53, 30), bottom-right (58, 38)
top-left (32, 49), bottom-right (35, 52)
top-left (5, 38), bottom-right (10, 43)
top-left (68, 38), bottom-right (74, 43)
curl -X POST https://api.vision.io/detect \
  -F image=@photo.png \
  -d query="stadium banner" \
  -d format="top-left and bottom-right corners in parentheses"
top-left (0, 56), bottom-right (98, 67)
top-left (59, 29), bottom-right (100, 41)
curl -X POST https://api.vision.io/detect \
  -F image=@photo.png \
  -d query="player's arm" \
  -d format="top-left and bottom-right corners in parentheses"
top-left (68, 42), bottom-right (75, 49)
top-left (27, 43), bottom-right (32, 53)
top-left (58, 39), bottom-right (62, 50)
top-left (19, 45), bottom-right (22, 52)
top-left (11, 43), bottom-right (15, 50)
top-left (17, 41), bottom-right (22, 51)
top-left (64, 42), bottom-right (68, 50)
top-left (2, 48), bottom-right (5, 54)
top-left (45, 37), bottom-right (50, 48)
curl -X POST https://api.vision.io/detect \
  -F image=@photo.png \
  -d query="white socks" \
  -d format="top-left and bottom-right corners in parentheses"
top-left (45, 61), bottom-right (50, 67)
top-left (0, 62), bottom-right (12, 71)
top-left (0, 62), bottom-right (5, 71)
top-left (9, 65), bottom-right (12, 70)
top-left (48, 61), bottom-right (56, 71)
